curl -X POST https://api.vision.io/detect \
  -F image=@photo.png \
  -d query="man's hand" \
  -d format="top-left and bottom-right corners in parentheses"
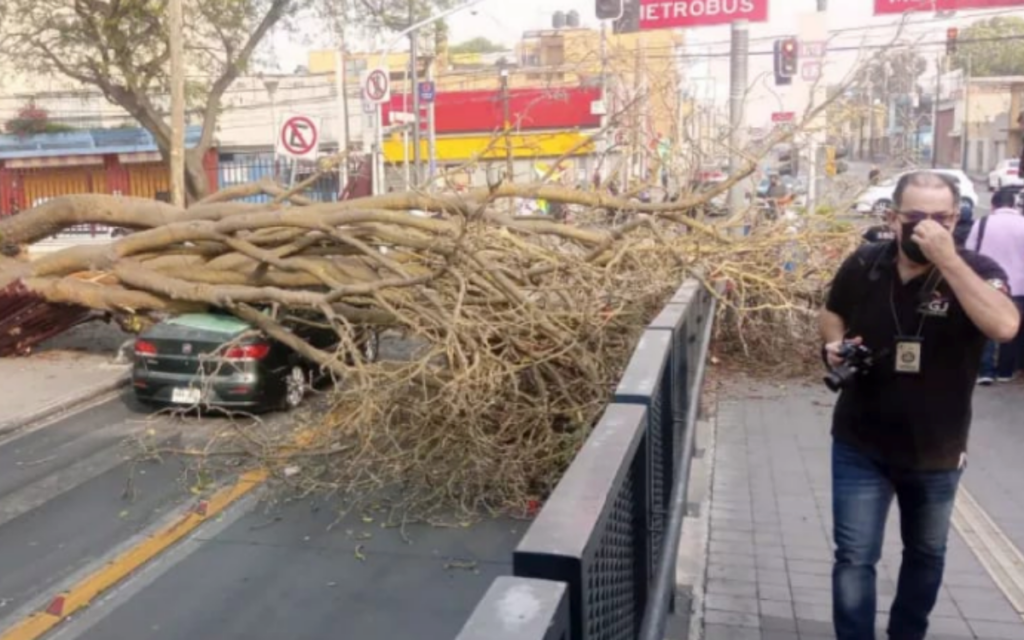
top-left (911, 219), bottom-right (959, 268)
top-left (825, 337), bottom-right (862, 369)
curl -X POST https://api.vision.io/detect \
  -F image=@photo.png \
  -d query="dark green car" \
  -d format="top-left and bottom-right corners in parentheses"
top-left (131, 313), bottom-right (378, 412)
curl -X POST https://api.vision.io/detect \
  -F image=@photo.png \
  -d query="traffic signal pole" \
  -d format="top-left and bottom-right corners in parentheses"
top-left (727, 20), bottom-right (749, 220)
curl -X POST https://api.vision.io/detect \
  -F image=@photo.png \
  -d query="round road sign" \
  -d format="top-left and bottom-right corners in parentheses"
top-left (280, 115), bottom-right (318, 158)
top-left (364, 68), bottom-right (390, 103)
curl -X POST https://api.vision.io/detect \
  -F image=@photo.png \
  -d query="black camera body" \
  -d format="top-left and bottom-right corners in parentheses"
top-left (824, 342), bottom-right (874, 393)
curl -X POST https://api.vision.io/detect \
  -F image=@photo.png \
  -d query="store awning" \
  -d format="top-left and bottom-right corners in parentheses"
top-left (4, 155), bottom-right (105, 169)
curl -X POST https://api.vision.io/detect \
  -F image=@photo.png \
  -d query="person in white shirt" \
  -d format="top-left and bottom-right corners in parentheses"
top-left (967, 188), bottom-right (1024, 384)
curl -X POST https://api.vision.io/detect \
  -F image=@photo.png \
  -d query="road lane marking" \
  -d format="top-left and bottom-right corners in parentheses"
top-left (952, 487), bottom-right (1024, 622)
top-left (0, 469), bottom-right (267, 640)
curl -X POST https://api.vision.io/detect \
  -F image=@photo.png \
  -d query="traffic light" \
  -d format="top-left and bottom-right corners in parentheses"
top-left (946, 27), bottom-right (958, 55)
top-left (595, 0), bottom-right (622, 20)
top-left (774, 38), bottom-right (799, 86)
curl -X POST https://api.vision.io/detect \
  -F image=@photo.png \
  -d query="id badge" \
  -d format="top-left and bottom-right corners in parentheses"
top-left (895, 337), bottom-right (923, 374)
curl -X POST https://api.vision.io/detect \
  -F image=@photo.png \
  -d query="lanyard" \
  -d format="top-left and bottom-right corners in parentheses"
top-left (889, 268), bottom-right (942, 338)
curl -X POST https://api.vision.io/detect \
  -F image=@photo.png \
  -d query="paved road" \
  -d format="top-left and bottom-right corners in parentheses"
top-left (702, 379), bottom-right (1024, 640)
top-left (65, 504), bottom-right (521, 640)
top-left (0, 393), bottom-right (521, 640)
top-left (0, 397), bottom-right (191, 623)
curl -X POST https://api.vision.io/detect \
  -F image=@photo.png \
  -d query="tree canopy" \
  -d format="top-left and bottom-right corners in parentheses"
top-left (449, 36), bottom-right (507, 55)
top-left (0, 0), bottom-right (452, 200)
top-left (864, 50), bottom-right (927, 96)
top-left (0, 0), bottom-right (301, 199)
top-left (953, 16), bottom-right (1024, 77)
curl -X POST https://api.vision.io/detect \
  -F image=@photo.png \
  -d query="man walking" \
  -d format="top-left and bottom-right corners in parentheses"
top-left (819, 171), bottom-right (1020, 640)
top-left (968, 187), bottom-right (1024, 384)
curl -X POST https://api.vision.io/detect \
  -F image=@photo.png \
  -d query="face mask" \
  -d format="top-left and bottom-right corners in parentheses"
top-left (900, 221), bottom-right (930, 265)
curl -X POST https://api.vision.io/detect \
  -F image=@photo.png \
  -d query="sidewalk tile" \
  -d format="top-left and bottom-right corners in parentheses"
top-left (701, 381), bottom-right (1024, 640)
top-left (705, 610), bottom-right (760, 628)
top-left (709, 579), bottom-right (759, 598)
top-left (758, 583), bottom-right (792, 602)
top-left (704, 624), bottom-right (762, 640)
top-left (967, 619), bottom-right (1024, 639)
top-left (705, 594), bottom-right (760, 616)
top-left (758, 600), bottom-right (794, 620)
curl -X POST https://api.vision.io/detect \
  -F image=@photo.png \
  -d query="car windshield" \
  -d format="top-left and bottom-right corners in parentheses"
top-left (1011, 160), bottom-right (1020, 168)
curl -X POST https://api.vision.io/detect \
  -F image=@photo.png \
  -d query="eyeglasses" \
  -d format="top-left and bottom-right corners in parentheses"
top-left (896, 210), bottom-right (958, 225)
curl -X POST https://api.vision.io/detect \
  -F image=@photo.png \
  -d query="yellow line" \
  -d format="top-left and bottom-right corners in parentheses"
top-left (0, 469), bottom-right (267, 640)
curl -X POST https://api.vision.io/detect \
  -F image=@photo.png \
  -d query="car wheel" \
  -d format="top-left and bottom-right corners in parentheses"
top-left (361, 330), bottom-right (380, 363)
top-left (872, 199), bottom-right (892, 215)
top-left (282, 364), bottom-right (307, 410)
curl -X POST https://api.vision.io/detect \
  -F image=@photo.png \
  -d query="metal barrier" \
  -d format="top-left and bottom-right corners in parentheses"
top-left (455, 577), bottom-right (571, 640)
top-left (454, 281), bottom-right (716, 640)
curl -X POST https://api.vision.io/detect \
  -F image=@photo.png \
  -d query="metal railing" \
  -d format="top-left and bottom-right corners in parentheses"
top-left (454, 280), bottom-right (717, 640)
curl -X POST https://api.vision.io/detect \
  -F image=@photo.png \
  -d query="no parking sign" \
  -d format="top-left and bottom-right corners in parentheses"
top-left (276, 114), bottom-right (320, 161)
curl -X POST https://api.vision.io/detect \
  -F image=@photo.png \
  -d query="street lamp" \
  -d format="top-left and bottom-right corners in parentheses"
top-left (371, 0), bottom-right (490, 195)
top-left (263, 78), bottom-right (281, 179)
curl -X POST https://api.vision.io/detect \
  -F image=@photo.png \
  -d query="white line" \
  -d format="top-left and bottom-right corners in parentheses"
top-left (951, 487), bottom-right (1024, 622)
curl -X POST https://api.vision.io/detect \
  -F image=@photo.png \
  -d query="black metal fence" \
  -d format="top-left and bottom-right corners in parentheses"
top-left (455, 280), bottom-right (716, 640)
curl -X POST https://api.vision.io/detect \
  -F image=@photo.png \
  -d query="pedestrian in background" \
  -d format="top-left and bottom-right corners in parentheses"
top-left (952, 199), bottom-right (974, 247)
top-left (968, 187), bottom-right (1024, 384)
top-left (820, 171), bottom-right (1020, 640)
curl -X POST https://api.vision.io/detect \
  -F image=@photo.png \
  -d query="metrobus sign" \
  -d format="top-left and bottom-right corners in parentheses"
top-left (875, 0), bottom-right (1024, 14)
top-left (639, 0), bottom-right (768, 30)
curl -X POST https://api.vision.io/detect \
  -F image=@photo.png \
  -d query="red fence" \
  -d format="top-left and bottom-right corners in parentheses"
top-left (0, 151), bottom-right (219, 216)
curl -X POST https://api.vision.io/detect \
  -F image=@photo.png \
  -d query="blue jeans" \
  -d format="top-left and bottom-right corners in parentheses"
top-left (980, 297), bottom-right (1024, 378)
top-left (832, 441), bottom-right (962, 640)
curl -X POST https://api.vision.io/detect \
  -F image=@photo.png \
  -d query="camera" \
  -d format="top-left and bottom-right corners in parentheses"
top-left (824, 342), bottom-right (874, 393)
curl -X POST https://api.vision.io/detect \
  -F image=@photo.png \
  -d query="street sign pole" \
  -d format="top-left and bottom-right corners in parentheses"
top-left (363, 68), bottom-right (392, 196)
top-left (410, 16), bottom-right (422, 187)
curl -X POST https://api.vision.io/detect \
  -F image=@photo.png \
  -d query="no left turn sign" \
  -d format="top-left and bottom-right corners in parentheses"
top-left (362, 68), bottom-right (391, 104)
top-left (276, 114), bottom-right (320, 161)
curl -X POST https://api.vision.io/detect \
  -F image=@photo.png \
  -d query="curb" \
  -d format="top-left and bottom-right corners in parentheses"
top-left (676, 412), bottom-right (717, 640)
top-left (0, 371), bottom-right (130, 438)
top-left (0, 469), bottom-right (267, 640)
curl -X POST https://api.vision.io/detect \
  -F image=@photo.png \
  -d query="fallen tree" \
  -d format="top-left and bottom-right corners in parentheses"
top-left (0, 174), bottom-right (858, 519)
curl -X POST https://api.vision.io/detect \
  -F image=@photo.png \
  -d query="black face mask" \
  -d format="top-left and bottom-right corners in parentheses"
top-left (900, 221), bottom-right (930, 265)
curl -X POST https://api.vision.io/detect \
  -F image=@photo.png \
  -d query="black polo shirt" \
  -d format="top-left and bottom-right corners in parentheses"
top-left (825, 241), bottom-right (1010, 470)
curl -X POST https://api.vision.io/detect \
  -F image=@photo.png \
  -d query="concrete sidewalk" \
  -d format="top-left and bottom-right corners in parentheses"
top-left (695, 379), bottom-right (1024, 640)
top-left (0, 321), bottom-right (130, 435)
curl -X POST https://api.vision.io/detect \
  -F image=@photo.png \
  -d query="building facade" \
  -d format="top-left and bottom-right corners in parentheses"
top-left (935, 75), bottom-right (1024, 175)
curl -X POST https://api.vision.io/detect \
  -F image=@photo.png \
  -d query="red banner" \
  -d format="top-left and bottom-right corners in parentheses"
top-left (639, 0), bottom-right (768, 30)
top-left (875, 0), bottom-right (1024, 14)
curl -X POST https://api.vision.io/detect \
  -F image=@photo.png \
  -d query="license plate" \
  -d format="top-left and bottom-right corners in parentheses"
top-left (171, 387), bottom-right (202, 404)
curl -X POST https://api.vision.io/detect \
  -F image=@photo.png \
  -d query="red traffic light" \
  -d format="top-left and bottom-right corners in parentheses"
top-left (783, 41), bottom-right (795, 52)
top-left (947, 27), bottom-right (958, 39)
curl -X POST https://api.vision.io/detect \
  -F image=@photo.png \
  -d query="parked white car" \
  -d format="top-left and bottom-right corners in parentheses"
top-left (855, 169), bottom-right (978, 215)
top-left (988, 159), bottom-right (1023, 191)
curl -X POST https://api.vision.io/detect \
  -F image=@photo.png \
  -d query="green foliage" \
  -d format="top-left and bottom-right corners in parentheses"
top-left (3, 102), bottom-right (74, 135)
top-left (862, 50), bottom-right (927, 95)
top-left (449, 36), bottom-right (507, 55)
top-left (952, 16), bottom-right (1024, 77)
top-left (0, 0), bottom-right (299, 144)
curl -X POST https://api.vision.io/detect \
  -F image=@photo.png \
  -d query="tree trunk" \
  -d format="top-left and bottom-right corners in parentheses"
top-left (185, 148), bottom-right (212, 202)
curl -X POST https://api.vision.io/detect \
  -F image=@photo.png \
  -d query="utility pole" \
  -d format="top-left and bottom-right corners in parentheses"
top-left (426, 55), bottom-right (437, 186)
top-left (500, 63), bottom-right (513, 183)
top-left (932, 53), bottom-right (941, 168)
top-left (727, 20), bottom-right (749, 218)
top-left (168, 0), bottom-right (185, 207)
top-left (961, 54), bottom-right (972, 172)
top-left (334, 48), bottom-right (350, 193)
top-left (598, 21), bottom-right (609, 187)
top-left (868, 78), bottom-right (876, 160)
top-left (409, 0), bottom-right (422, 186)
